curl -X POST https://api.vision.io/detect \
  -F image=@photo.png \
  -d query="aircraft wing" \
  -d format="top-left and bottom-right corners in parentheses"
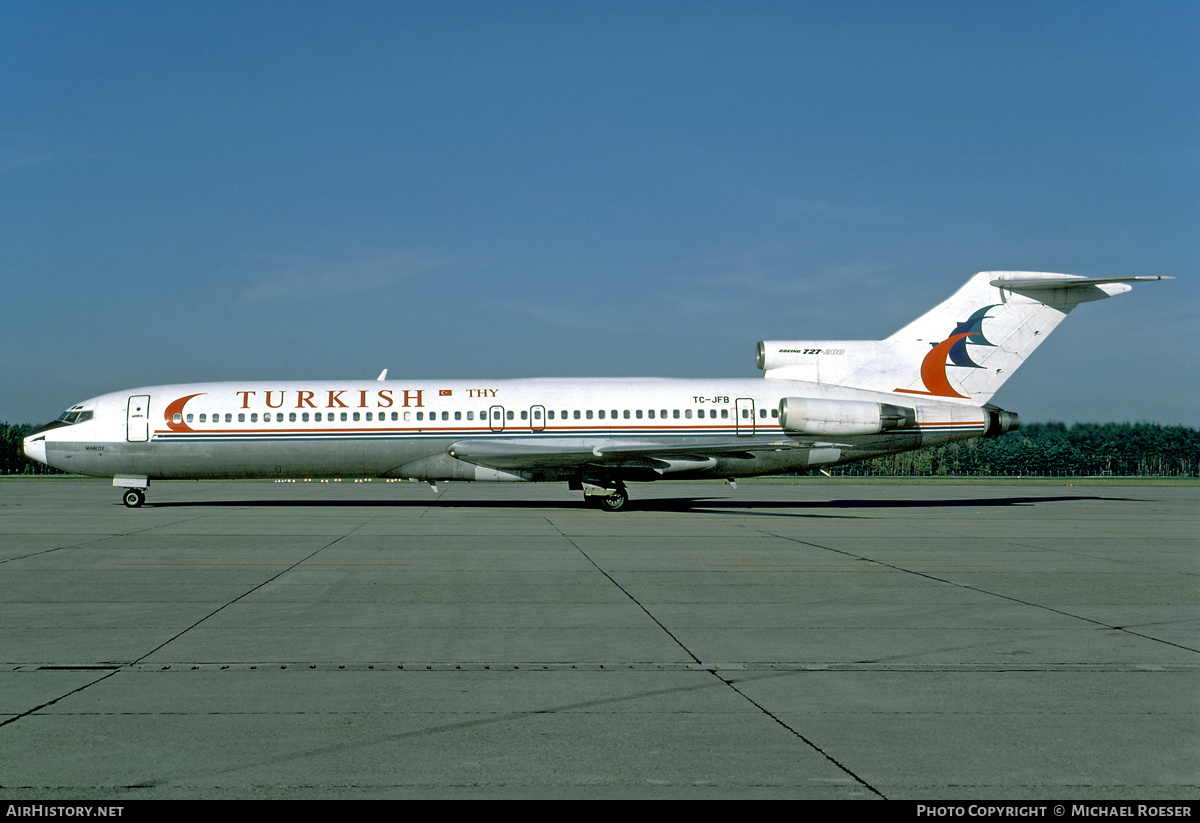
top-left (446, 437), bottom-right (847, 472)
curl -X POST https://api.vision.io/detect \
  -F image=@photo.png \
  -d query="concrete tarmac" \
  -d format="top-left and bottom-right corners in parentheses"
top-left (1, 479), bottom-right (1196, 799)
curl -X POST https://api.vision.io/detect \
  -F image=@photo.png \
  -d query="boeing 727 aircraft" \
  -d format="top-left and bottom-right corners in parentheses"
top-left (22, 271), bottom-right (1167, 510)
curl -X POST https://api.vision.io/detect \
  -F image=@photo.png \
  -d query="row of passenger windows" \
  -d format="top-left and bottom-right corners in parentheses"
top-left (179, 407), bottom-right (782, 425)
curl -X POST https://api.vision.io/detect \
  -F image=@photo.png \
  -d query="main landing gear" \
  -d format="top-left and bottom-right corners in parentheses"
top-left (582, 481), bottom-right (629, 512)
top-left (122, 488), bottom-right (146, 508)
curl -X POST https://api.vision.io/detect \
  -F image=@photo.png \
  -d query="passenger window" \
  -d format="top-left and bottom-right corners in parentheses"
top-left (277, 413), bottom-right (284, 422)
top-left (250, 414), bottom-right (257, 423)
top-left (685, 410), bottom-right (692, 419)
top-left (598, 410), bottom-right (605, 419)
top-left (341, 412), bottom-right (348, 422)
top-left (199, 414), bottom-right (206, 423)
top-left (238, 413), bottom-right (245, 423)
top-left (455, 411), bottom-right (462, 421)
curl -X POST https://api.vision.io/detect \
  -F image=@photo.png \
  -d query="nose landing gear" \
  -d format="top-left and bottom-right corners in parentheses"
top-left (114, 476), bottom-right (149, 508)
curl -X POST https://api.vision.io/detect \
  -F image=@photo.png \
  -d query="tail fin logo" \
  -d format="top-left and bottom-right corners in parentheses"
top-left (895, 305), bottom-right (999, 398)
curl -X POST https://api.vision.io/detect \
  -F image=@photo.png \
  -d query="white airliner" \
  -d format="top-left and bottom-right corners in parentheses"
top-left (22, 271), bottom-right (1167, 510)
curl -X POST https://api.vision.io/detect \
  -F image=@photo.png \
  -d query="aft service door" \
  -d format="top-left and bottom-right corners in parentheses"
top-left (529, 405), bottom-right (546, 432)
top-left (735, 398), bottom-right (755, 436)
top-left (127, 395), bottom-right (150, 442)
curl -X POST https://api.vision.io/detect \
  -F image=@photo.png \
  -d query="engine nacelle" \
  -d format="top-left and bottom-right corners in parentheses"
top-left (757, 339), bottom-right (878, 366)
top-left (984, 405), bottom-right (1019, 437)
top-left (778, 397), bottom-right (916, 436)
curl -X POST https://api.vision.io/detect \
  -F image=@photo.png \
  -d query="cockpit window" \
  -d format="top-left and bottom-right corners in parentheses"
top-left (55, 409), bottom-right (93, 425)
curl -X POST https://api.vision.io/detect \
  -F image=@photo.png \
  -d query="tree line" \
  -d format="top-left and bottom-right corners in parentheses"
top-left (2, 420), bottom-right (1198, 477)
top-left (1, 423), bottom-right (63, 474)
top-left (834, 422), bottom-right (1200, 477)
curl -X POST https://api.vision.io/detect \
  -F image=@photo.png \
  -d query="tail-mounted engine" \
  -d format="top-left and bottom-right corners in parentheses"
top-left (779, 397), bottom-right (916, 436)
top-left (983, 404), bottom-right (1019, 437)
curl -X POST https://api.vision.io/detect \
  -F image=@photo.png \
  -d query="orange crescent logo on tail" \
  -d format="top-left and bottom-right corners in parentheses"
top-left (895, 334), bottom-right (971, 398)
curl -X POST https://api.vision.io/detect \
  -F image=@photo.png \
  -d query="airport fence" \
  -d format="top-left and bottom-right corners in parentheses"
top-left (2, 421), bottom-right (1197, 478)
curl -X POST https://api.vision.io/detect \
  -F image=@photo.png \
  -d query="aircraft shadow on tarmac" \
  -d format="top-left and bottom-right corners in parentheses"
top-left (143, 494), bottom-right (1140, 513)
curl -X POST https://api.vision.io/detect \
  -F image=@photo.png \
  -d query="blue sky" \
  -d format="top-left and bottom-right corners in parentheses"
top-left (3, 1), bottom-right (1197, 426)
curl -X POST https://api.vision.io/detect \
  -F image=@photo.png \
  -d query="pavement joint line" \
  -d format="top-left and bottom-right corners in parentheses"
top-left (11, 662), bottom-right (1197, 673)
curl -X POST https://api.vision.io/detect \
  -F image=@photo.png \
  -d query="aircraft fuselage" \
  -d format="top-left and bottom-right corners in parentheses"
top-left (26, 376), bottom-right (985, 485)
top-left (23, 272), bottom-right (1166, 509)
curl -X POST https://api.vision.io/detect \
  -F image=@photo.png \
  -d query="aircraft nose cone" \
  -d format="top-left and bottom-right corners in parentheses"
top-left (22, 434), bottom-right (48, 466)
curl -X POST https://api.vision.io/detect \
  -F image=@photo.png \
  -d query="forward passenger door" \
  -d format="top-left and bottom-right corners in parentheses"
top-left (127, 395), bottom-right (150, 442)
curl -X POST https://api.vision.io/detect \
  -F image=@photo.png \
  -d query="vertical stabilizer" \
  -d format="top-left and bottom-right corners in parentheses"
top-left (760, 271), bottom-right (1169, 403)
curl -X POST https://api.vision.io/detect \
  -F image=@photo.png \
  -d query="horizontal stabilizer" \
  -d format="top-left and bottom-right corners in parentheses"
top-left (990, 274), bottom-right (1172, 290)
